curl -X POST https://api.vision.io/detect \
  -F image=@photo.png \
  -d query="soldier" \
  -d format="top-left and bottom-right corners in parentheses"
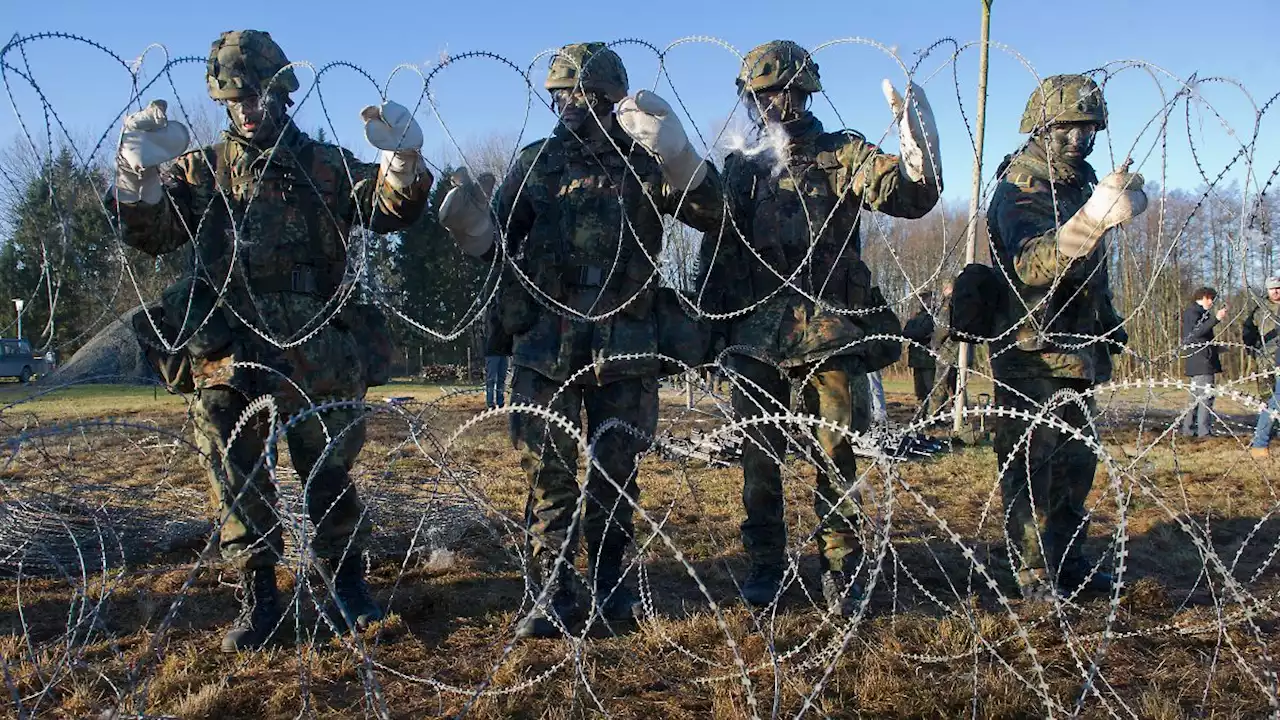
top-left (109, 30), bottom-right (432, 651)
top-left (987, 74), bottom-right (1148, 601)
top-left (697, 40), bottom-right (941, 615)
top-left (931, 282), bottom-right (969, 415)
top-left (439, 42), bottom-right (722, 638)
top-left (902, 292), bottom-right (938, 416)
top-left (1244, 276), bottom-right (1280, 458)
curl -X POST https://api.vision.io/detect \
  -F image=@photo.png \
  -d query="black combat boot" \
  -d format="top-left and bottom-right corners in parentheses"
top-left (588, 537), bottom-right (640, 627)
top-left (1057, 558), bottom-right (1116, 595)
top-left (324, 555), bottom-right (384, 632)
top-left (516, 552), bottom-right (581, 639)
top-left (740, 556), bottom-right (784, 607)
top-left (221, 567), bottom-right (282, 653)
top-left (821, 571), bottom-right (864, 618)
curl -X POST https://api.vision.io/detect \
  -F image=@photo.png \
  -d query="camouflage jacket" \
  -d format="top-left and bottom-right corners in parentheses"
top-left (987, 142), bottom-right (1118, 382)
top-left (493, 122), bottom-right (724, 385)
top-left (1244, 300), bottom-right (1280, 368)
top-left (933, 295), bottom-right (957, 367)
top-left (114, 124), bottom-right (431, 397)
top-left (696, 114), bottom-right (938, 367)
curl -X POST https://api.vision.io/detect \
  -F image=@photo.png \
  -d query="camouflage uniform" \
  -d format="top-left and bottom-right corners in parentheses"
top-left (698, 41), bottom-right (939, 603)
top-left (120, 127), bottom-right (428, 567)
top-left (112, 31), bottom-right (431, 648)
top-left (987, 75), bottom-right (1118, 592)
top-left (902, 306), bottom-right (938, 415)
top-left (931, 293), bottom-right (973, 415)
top-left (491, 43), bottom-right (723, 633)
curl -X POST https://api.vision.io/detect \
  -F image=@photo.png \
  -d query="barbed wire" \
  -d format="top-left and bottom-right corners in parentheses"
top-left (0, 30), bottom-right (1278, 719)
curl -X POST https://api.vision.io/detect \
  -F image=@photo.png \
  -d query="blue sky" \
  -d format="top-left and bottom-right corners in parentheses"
top-left (4, 0), bottom-right (1278, 201)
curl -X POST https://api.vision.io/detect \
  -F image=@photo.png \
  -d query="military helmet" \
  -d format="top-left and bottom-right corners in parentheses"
top-left (1019, 74), bottom-right (1107, 134)
top-left (736, 40), bottom-right (822, 96)
top-left (206, 30), bottom-right (299, 101)
top-left (545, 42), bottom-right (628, 103)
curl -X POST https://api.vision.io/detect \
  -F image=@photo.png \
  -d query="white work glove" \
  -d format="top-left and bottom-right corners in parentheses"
top-left (439, 168), bottom-right (495, 258)
top-left (114, 100), bottom-right (189, 205)
top-left (362, 100), bottom-right (425, 190)
top-left (616, 90), bottom-right (707, 189)
top-left (1057, 164), bottom-right (1149, 259)
top-left (881, 80), bottom-right (941, 187)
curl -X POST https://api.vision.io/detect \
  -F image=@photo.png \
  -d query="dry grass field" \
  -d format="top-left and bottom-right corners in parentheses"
top-left (0, 378), bottom-right (1277, 718)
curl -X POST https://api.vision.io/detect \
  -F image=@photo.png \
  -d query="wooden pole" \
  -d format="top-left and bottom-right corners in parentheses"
top-left (954, 0), bottom-right (994, 433)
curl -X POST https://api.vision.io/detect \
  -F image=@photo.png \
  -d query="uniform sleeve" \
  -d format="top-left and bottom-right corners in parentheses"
top-left (492, 145), bottom-right (540, 262)
top-left (990, 175), bottom-right (1095, 288)
top-left (340, 148), bottom-right (432, 234)
top-left (693, 155), bottom-right (751, 316)
top-left (660, 163), bottom-right (725, 234)
top-left (931, 302), bottom-right (951, 348)
top-left (1264, 320), bottom-right (1280, 350)
top-left (836, 134), bottom-right (939, 219)
top-left (1264, 319), bottom-right (1280, 360)
top-left (111, 151), bottom-right (211, 257)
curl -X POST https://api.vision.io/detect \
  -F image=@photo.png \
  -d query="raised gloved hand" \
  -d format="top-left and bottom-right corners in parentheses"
top-left (882, 79), bottom-right (941, 187)
top-left (1057, 163), bottom-right (1149, 259)
top-left (362, 100), bottom-right (425, 190)
top-left (114, 100), bottom-right (190, 205)
top-left (439, 168), bottom-right (496, 258)
top-left (616, 90), bottom-right (707, 189)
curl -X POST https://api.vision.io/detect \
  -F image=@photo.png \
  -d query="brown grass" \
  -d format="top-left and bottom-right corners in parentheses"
top-left (1, 381), bottom-right (1278, 718)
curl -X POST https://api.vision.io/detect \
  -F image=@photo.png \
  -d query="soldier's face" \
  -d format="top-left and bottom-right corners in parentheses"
top-left (746, 88), bottom-right (809, 127)
top-left (1268, 287), bottom-right (1280, 303)
top-left (1044, 121), bottom-right (1097, 162)
top-left (553, 88), bottom-right (613, 134)
top-left (225, 92), bottom-right (288, 142)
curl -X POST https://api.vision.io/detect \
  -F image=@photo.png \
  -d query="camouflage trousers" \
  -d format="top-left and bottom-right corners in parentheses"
top-left (194, 387), bottom-right (371, 570)
top-left (993, 375), bottom-right (1098, 582)
top-left (730, 355), bottom-right (865, 573)
top-left (509, 367), bottom-right (658, 563)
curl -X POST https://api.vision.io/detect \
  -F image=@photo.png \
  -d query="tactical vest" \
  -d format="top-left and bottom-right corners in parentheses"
top-left (736, 132), bottom-right (863, 309)
top-left (718, 127), bottom-right (902, 371)
top-left (512, 128), bottom-right (666, 322)
top-left (205, 134), bottom-right (346, 300)
top-left (990, 148), bottom-right (1107, 362)
top-left (142, 131), bottom-right (393, 390)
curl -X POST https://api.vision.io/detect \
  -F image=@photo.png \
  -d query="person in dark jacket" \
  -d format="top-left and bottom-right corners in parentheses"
top-left (902, 292), bottom-right (937, 415)
top-left (1180, 286), bottom-right (1228, 437)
